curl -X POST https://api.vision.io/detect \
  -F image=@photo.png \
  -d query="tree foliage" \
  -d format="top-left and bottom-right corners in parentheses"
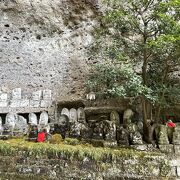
top-left (87, 0), bottom-right (180, 106)
top-left (86, 0), bottom-right (180, 139)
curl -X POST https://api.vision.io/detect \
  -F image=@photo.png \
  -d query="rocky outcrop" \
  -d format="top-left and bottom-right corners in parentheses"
top-left (0, 0), bottom-right (100, 101)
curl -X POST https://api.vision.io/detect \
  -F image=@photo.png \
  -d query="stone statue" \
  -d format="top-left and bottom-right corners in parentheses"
top-left (110, 111), bottom-right (120, 126)
top-left (131, 131), bottom-right (143, 145)
top-left (54, 115), bottom-right (69, 139)
top-left (28, 113), bottom-right (38, 125)
top-left (69, 122), bottom-right (81, 138)
top-left (80, 123), bottom-right (91, 139)
top-left (126, 123), bottom-right (142, 145)
top-left (156, 125), bottom-right (169, 145)
top-left (69, 108), bottom-right (77, 123)
top-left (58, 115), bottom-right (69, 126)
top-left (28, 125), bottom-right (38, 142)
top-left (77, 107), bottom-right (86, 123)
top-left (123, 109), bottom-right (134, 127)
top-left (126, 123), bottom-right (138, 134)
top-left (103, 120), bottom-right (116, 141)
top-left (61, 108), bottom-right (70, 118)
top-left (92, 121), bottom-right (104, 139)
top-left (39, 111), bottom-right (48, 125)
top-left (117, 126), bottom-right (129, 145)
top-left (14, 115), bottom-right (28, 135)
top-left (4, 113), bottom-right (17, 135)
top-left (137, 120), bottom-right (143, 135)
top-left (86, 92), bottom-right (96, 100)
top-left (166, 120), bottom-right (175, 144)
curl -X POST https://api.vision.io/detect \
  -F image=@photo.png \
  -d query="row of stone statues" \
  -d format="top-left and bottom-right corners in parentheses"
top-left (0, 106), bottom-right (142, 145)
top-left (55, 108), bottom-right (144, 145)
top-left (0, 111), bottom-right (49, 136)
top-left (0, 107), bottom-right (178, 147)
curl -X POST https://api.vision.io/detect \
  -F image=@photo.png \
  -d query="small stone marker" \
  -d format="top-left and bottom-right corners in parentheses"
top-left (32, 90), bottom-right (42, 101)
top-left (12, 88), bottom-right (21, 100)
top-left (158, 125), bottom-right (169, 145)
top-left (40, 100), bottom-right (52, 108)
top-left (0, 93), bottom-right (8, 101)
top-left (42, 90), bottom-right (52, 100)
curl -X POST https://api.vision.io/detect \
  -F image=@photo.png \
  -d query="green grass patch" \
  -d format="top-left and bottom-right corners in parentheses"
top-left (0, 138), bottom-right (163, 163)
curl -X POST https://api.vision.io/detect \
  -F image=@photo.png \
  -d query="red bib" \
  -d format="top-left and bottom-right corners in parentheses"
top-left (167, 122), bottom-right (175, 128)
top-left (37, 132), bottom-right (45, 142)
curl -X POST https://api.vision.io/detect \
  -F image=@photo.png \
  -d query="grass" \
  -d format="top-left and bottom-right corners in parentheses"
top-left (0, 138), bottom-right (164, 163)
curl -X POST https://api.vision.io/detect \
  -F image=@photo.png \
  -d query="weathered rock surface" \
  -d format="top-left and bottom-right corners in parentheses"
top-left (0, 0), bottom-right (101, 100)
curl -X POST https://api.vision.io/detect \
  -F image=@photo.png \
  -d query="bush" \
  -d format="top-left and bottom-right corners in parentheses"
top-left (49, 134), bottom-right (63, 144)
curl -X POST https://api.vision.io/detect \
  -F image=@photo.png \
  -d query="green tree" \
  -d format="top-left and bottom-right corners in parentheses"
top-left (86, 0), bottom-right (180, 142)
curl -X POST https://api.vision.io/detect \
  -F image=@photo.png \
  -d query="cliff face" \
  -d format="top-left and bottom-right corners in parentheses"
top-left (0, 0), bottom-right (100, 100)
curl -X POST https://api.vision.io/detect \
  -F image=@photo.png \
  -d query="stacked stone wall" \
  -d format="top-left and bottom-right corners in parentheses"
top-left (0, 148), bottom-right (178, 179)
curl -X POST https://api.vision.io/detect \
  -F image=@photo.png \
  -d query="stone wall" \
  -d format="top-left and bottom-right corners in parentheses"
top-left (0, 88), bottom-right (55, 124)
top-left (0, 88), bottom-right (53, 113)
top-left (0, 147), bottom-right (178, 179)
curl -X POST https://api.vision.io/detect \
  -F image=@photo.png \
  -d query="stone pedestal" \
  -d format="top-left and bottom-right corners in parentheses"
top-left (10, 100), bottom-right (21, 108)
top-left (20, 100), bottom-right (29, 107)
top-left (130, 144), bottom-right (148, 151)
top-left (30, 100), bottom-right (40, 108)
top-left (173, 126), bottom-right (180, 145)
top-left (40, 100), bottom-right (52, 108)
top-left (158, 125), bottom-right (169, 145)
top-left (158, 144), bottom-right (174, 154)
top-left (103, 140), bottom-right (118, 148)
top-left (174, 145), bottom-right (180, 155)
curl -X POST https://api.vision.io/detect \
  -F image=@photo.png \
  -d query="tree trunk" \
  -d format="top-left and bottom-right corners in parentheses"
top-left (142, 96), bottom-right (151, 143)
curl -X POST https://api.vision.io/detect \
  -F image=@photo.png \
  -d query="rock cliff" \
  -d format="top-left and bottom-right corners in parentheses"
top-left (0, 0), bottom-right (101, 101)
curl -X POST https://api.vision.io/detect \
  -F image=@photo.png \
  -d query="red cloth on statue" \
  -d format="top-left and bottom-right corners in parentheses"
top-left (167, 121), bottom-right (175, 128)
top-left (37, 132), bottom-right (45, 142)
